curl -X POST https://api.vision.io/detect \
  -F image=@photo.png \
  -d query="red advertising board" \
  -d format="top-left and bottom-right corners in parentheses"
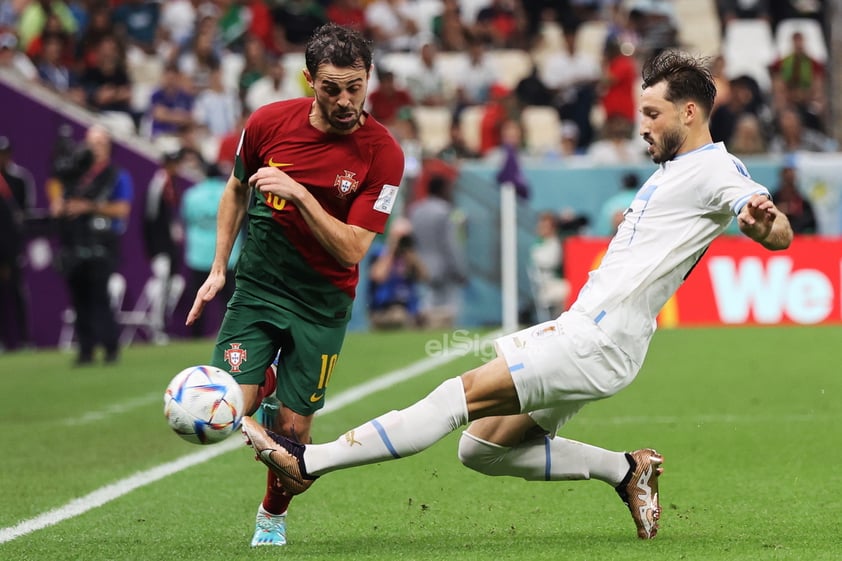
top-left (564, 236), bottom-right (841, 326)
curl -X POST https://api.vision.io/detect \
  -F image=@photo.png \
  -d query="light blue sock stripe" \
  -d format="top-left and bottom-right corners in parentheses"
top-left (371, 419), bottom-right (401, 459)
top-left (544, 435), bottom-right (552, 481)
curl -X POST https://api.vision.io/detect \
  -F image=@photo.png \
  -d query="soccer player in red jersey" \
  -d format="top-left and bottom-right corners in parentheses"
top-left (186, 23), bottom-right (404, 546)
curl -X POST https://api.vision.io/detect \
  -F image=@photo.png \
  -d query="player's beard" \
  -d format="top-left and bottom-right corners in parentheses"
top-left (649, 126), bottom-right (685, 164)
top-left (317, 98), bottom-right (361, 132)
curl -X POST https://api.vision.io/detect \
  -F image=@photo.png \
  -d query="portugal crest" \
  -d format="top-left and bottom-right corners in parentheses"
top-left (334, 170), bottom-right (359, 198)
top-left (223, 343), bottom-right (247, 372)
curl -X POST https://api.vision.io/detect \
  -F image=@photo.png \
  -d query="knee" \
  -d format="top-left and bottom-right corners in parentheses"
top-left (457, 431), bottom-right (507, 476)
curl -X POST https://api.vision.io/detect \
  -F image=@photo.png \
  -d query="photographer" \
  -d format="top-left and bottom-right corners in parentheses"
top-left (367, 218), bottom-right (427, 330)
top-left (51, 124), bottom-right (133, 365)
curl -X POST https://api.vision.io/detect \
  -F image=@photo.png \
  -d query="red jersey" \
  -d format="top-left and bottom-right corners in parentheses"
top-left (234, 97), bottom-right (404, 321)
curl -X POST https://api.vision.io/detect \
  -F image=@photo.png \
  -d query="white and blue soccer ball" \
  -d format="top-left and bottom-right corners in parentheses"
top-left (164, 365), bottom-right (245, 445)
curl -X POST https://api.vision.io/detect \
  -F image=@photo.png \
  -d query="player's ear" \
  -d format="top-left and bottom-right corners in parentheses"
top-left (683, 101), bottom-right (696, 126)
top-left (303, 68), bottom-right (314, 90)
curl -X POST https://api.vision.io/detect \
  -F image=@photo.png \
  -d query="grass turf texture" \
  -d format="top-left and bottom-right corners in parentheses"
top-left (1, 326), bottom-right (840, 561)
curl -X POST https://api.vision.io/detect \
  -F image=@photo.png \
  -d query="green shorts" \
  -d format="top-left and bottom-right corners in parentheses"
top-left (211, 290), bottom-right (349, 416)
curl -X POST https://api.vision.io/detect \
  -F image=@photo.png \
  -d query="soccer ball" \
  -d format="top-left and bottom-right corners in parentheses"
top-left (163, 365), bottom-right (245, 445)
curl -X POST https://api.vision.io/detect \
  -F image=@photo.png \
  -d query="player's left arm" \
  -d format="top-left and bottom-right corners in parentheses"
top-left (249, 166), bottom-right (376, 267)
top-left (737, 194), bottom-right (793, 250)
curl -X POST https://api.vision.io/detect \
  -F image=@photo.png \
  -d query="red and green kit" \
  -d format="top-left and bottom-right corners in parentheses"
top-left (212, 97), bottom-right (404, 415)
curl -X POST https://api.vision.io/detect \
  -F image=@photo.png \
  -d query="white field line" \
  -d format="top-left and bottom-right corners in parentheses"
top-left (62, 393), bottom-right (162, 426)
top-left (0, 331), bottom-right (498, 545)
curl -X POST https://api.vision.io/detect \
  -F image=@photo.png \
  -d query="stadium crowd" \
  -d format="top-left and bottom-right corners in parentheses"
top-left (0, 0), bottom-right (835, 168)
top-left (0, 0), bottom-right (837, 350)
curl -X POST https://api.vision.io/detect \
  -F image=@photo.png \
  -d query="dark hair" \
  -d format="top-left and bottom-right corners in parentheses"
top-left (641, 50), bottom-right (716, 117)
top-left (304, 23), bottom-right (372, 78)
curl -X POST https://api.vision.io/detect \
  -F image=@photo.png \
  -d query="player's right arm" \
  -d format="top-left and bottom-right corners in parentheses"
top-left (186, 173), bottom-right (250, 325)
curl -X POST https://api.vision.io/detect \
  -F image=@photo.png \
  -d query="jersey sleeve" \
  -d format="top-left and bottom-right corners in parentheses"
top-left (234, 110), bottom-right (265, 183)
top-left (704, 155), bottom-right (770, 216)
top-left (347, 135), bottom-right (405, 233)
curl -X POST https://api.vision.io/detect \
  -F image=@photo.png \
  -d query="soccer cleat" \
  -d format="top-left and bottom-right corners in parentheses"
top-left (241, 416), bottom-right (317, 495)
top-left (250, 505), bottom-right (287, 546)
top-left (615, 448), bottom-right (664, 539)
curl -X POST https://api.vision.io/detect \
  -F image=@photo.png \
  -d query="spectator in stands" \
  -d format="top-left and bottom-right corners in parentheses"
top-left (271, 0), bottom-right (327, 50)
top-left (768, 105), bottom-right (837, 154)
top-left (598, 38), bottom-right (637, 128)
top-left (193, 62), bottom-right (241, 138)
top-left (717, 0), bottom-right (770, 30)
top-left (76, 3), bottom-right (114, 70)
top-left (586, 115), bottom-right (646, 166)
top-left (728, 113), bottom-right (767, 156)
top-left (432, 0), bottom-right (468, 52)
top-left (111, 0), bottom-right (160, 55)
top-left (543, 120), bottom-right (584, 160)
top-left (773, 164), bottom-right (816, 235)
top-left (36, 33), bottom-right (82, 101)
top-left (365, 0), bottom-right (421, 53)
top-left (437, 119), bottom-right (480, 163)
top-left (626, 1), bottom-right (678, 59)
top-left (409, 174), bottom-right (467, 329)
top-left (540, 26), bottom-right (600, 149)
top-left (768, 30), bottom-right (826, 131)
top-left (473, 0), bottom-right (523, 49)
top-left (0, 30), bottom-right (37, 80)
top-left (405, 42), bottom-right (448, 107)
top-left (478, 83), bottom-right (514, 155)
top-left (147, 63), bottom-right (195, 140)
top-left (367, 217), bottom-right (427, 330)
top-left (244, 55), bottom-right (302, 113)
top-left (326, 0), bottom-right (367, 32)
top-left (159, 0), bottom-right (197, 50)
top-left (367, 69), bottom-right (412, 128)
top-left (181, 164), bottom-right (243, 338)
top-left (244, 0), bottom-right (278, 54)
top-left (709, 54), bottom-right (731, 111)
top-left (24, 10), bottom-right (73, 61)
top-left (709, 75), bottom-right (772, 145)
top-left (455, 38), bottom-right (499, 108)
top-left (177, 21), bottom-right (221, 92)
top-left (238, 34), bottom-right (270, 101)
top-left (0, 135), bottom-right (35, 350)
top-left (142, 150), bottom-right (183, 344)
top-left (79, 34), bottom-right (133, 118)
top-left (217, 0), bottom-right (251, 52)
top-left (17, 0), bottom-right (77, 54)
top-left (514, 61), bottom-right (554, 108)
top-left (529, 211), bottom-right (569, 319)
top-left (52, 124), bottom-right (133, 365)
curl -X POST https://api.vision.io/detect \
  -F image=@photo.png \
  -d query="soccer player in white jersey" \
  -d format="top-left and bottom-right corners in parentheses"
top-left (241, 50), bottom-right (794, 540)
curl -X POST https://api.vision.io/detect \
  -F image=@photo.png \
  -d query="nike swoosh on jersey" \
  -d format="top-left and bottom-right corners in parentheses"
top-left (309, 393), bottom-right (324, 403)
top-left (268, 158), bottom-right (293, 168)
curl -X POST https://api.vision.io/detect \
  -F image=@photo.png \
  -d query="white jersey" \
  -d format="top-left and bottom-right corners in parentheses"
top-left (570, 142), bottom-right (769, 366)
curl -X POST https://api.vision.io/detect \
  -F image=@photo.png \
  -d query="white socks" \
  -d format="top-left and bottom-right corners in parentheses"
top-left (304, 377), bottom-right (468, 476)
top-left (458, 431), bottom-right (629, 485)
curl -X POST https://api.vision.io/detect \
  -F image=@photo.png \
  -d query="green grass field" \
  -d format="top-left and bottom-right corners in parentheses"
top-left (1, 326), bottom-right (840, 561)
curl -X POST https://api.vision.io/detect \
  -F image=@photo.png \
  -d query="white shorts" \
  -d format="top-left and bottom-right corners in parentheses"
top-left (493, 310), bottom-right (639, 433)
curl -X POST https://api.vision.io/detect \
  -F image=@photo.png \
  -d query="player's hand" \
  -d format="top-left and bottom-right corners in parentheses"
top-left (249, 167), bottom-right (305, 202)
top-left (186, 271), bottom-right (226, 325)
top-left (738, 194), bottom-right (776, 241)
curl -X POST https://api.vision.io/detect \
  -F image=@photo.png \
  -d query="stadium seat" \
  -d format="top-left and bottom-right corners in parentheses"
top-left (775, 18), bottom-right (828, 62)
top-left (521, 105), bottom-right (561, 155)
top-left (377, 51), bottom-right (422, 89)
top-left (673, 0), bottom-right (720, 56)
top-left (722, 18), bottom-right (776, 91)
top-left (576, 20), bottom-right (609, 61)
top-left (487, 49), bottom-right (533, 90)
top-left (412, 106), bottom-right (452, 154)
top-left (459, 0), bottom-right (491, 25)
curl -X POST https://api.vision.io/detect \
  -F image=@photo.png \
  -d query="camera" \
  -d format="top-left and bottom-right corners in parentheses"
top-left (51, 125), bottom-right (93, 184)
